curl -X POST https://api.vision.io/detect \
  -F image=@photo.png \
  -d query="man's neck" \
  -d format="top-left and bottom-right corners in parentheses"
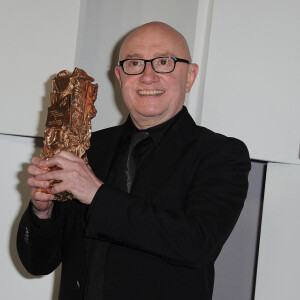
top-left (130, 107), bottom-right (184, 130)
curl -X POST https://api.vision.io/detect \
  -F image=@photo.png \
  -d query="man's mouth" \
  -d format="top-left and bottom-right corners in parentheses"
top-left (137, 90), bottom-right (165, 96)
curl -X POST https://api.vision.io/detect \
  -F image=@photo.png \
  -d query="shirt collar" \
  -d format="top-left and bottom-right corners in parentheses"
top-left (122, 106), bottom-right (187, 146)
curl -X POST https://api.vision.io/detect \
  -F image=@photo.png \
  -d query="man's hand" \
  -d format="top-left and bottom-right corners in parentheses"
top-left (33, 151), bottom-right (103, 205)
top-left (27, 157), bottom-right (55, 219)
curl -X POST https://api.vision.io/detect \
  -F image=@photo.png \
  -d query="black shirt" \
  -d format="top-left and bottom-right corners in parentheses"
top-left (108, 107), bottom-right (186, 193)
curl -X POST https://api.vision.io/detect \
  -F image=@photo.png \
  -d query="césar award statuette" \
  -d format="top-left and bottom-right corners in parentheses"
top-left (37, 68), bottom-right (98, 201)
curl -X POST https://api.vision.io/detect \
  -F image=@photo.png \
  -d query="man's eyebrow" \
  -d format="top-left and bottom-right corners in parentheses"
top-left (124, 52), bottom-right (174, 59)
top-left (124, 53), bottom-right (142, 59)
top-left (153, 52), bottom-right (173, 57)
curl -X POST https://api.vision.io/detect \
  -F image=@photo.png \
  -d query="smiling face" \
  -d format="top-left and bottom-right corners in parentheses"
top-left (115, 22), bottom-right (198, 129)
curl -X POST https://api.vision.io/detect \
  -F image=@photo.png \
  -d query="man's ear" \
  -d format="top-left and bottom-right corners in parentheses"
top-left (115, 66), bottom-right (122, 87)
top-left (185, 63), bottom-right (199, 93)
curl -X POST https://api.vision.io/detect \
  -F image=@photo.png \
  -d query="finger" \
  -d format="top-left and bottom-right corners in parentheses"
top-left (37, 154), bottom-right (73, 170)
top-left (27, 164), bottom-right (50, 176)
top-left (32, 190), bottom-right (55, 201)
top-left (32, 156), bottom-right (42, 165)
top-left (36, 157), bottom-right (60, 169)
top-left (47, 151), bottom-right (82, 167)
top-left (35, 169), bottom-right (64, 182)
top-left (50, 181), bottom-right (70, 195)
top-left (32, 157), bottom-right (50, 170)
top-left (40, 155), bottom-right (86, 174)
top-left (55, 150), bottom-right (81, 162)
top-left (27, 176), bottom-right (51, 189)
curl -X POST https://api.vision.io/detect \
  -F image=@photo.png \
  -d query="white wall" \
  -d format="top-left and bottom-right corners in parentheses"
top-left (0, 0), bottom-right (80, 137)
top-left (200, 0), bottom-right (300, 164)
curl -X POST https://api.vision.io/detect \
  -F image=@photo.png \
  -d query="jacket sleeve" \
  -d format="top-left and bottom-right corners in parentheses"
top-left (85, 138), bottom-right (251, 268)
top-left (17, 201), bottom-right (64, 275)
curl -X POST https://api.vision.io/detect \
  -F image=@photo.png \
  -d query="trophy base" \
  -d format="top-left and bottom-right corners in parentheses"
top-left (36, 184), bottom-right (73, 202)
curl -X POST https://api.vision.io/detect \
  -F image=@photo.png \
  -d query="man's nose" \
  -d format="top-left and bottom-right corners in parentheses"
top-left (139, 62), bottom-right (159, 83)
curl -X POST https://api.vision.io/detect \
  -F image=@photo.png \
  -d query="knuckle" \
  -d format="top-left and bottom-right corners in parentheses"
top-left (28, 165), bottom-right (37, 175)
top-left (30, 188), bottom-right (36, 198)
top-left (50, 155), bottom-right (59, 164)
top-left (27, 177), bottom-right (34, 187)
top-left (33, 157), bottom-right (41, 165)
top-left (70, 170), bottom-right (80, 178)
top-left (66, 180), bottom-right (75, 190)
top-left (75, 164), bottom-right (83, 172)
top-left (51, 185), bottom-right (58, 194)
top-left (41, 181), bottom-right (48, 188)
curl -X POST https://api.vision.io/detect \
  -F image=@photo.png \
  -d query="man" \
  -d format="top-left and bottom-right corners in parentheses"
top-left (17, 22), bottom-right (251, 300)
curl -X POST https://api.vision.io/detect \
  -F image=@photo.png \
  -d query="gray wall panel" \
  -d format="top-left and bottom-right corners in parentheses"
top-left (213, 161), bottom-right (266, 300)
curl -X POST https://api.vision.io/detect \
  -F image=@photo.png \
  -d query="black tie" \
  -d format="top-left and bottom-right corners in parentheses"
top-left (125, 131), bottom-right (150, 192)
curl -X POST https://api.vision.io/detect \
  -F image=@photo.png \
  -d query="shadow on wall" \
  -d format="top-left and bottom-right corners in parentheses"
top-left (107, 29), bottom-right (136, 126)
top-left (212, 161), bottom-right (267, 300)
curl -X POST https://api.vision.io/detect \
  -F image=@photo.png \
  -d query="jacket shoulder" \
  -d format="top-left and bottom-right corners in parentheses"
top-left (185, 125), bottom-right (250, 167)
top-left (174, 109), bottom-right (249, 157)
top-left (91, 125), bottom-right (123, 141)
top-left (196, 125), bottom-right (248, 149)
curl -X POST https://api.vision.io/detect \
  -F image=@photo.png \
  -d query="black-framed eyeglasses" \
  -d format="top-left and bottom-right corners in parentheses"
top-left (118, 56), bottom-right (191, 75)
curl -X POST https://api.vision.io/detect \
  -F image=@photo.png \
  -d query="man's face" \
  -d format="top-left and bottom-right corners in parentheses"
top-left (115, 24), bottom-right (198, 128)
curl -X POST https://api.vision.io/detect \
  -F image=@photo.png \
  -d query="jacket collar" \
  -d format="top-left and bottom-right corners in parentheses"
top-left (122, 106), bottom-right (187, 146)
top-left (89, 106), bottom-right (197, 193)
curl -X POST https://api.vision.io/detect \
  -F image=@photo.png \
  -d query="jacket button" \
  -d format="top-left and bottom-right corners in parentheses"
top-left (24, 227), bottom-right (30, 244)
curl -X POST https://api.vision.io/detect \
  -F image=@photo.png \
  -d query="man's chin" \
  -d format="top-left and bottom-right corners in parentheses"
top-left (130, 108), bottom-right (172, 128)
top-left (136, 107), bottom-right (166, 119)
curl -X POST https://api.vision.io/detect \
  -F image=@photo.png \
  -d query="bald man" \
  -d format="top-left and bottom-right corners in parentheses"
top-left (17, 22), bottom-right (251, 300)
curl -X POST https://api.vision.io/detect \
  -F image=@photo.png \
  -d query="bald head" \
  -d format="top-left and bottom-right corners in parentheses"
top-left (115, 21), bottom-right (198, 129)
top-left (119, 22), bottom-right (192, 61)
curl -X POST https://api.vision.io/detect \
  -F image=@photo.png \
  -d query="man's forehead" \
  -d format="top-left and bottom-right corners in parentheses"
top-left (120, 36), bottom-right (187, 59)
top-left (119, 22), bottom-right (191, 60)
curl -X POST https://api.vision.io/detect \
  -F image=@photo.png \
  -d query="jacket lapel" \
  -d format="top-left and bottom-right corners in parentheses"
top-left (88, 126), bottom-right (124, 182)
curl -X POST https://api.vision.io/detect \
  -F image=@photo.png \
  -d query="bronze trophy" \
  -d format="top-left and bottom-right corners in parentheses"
top-left (38, 68), bottom-right (98, 201)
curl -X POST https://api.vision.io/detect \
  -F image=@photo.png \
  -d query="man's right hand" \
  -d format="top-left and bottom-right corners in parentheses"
top-left (27, 157), bottom-right (55, 219)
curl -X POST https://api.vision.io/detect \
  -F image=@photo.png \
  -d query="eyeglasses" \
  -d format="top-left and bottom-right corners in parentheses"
top-left (118, 56), bottom-right (191, 75)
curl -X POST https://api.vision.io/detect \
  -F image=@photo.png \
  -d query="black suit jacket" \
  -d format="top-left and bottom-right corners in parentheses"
top-left (17, 108), bottom-right (251, 300)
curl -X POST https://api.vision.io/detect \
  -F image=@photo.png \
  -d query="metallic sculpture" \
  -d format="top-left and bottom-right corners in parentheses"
top-left (38, 68), bottom-right (98, 201)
